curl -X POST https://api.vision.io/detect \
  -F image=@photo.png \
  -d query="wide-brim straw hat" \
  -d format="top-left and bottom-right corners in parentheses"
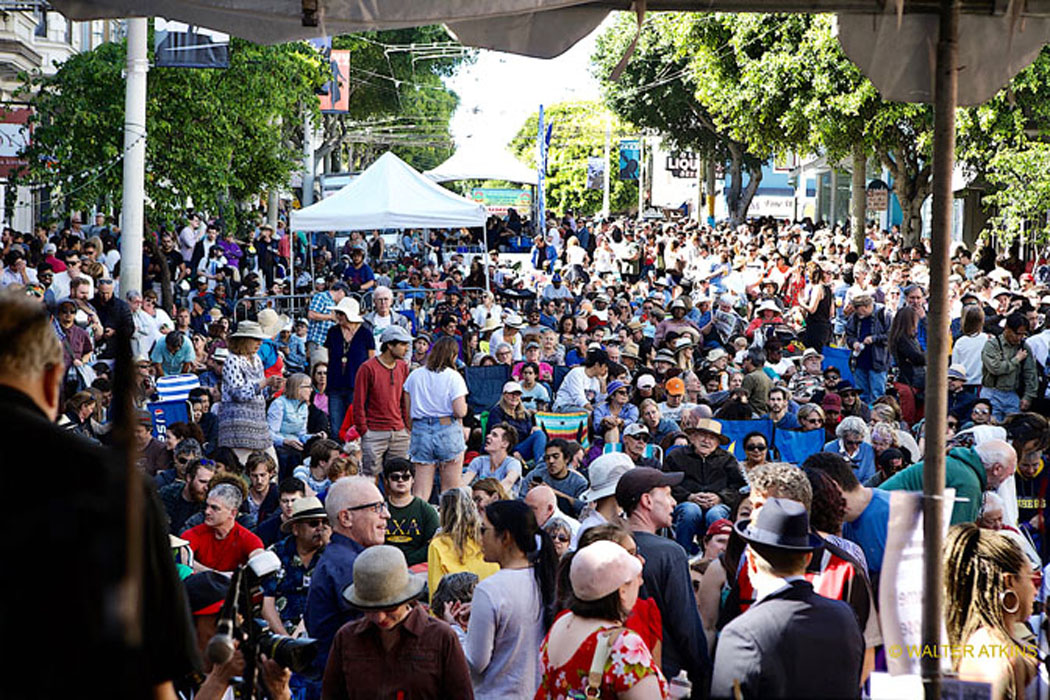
top-left (257, 308), bottom-right (291, 338)
top-left (230, 320), bottom-right (270, 340)
top-left (343, 545), bottom-right (426, 610)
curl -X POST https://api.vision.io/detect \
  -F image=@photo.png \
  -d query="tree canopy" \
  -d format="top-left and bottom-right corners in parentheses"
top-left (508, 100), bottom-right (638, 216)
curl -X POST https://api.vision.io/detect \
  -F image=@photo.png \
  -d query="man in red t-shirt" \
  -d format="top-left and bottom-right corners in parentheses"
top-left (353, 325), bottom-right (412, 477)
top-left (182, 483), bottom-right (264, 573)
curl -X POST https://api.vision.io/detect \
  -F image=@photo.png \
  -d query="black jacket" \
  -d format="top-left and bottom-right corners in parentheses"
top-left (0, 386), bottom-right (200, 696)
top-left (664, 445), bottom-right (745, 511)
top-left (844, 304), bottom-right (891, 372)
top-left (711, 579), bottom-right (863, 699)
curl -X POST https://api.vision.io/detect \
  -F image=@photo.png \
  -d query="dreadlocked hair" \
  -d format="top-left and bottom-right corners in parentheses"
top-left (943, 523), bottom-right (1028, 670)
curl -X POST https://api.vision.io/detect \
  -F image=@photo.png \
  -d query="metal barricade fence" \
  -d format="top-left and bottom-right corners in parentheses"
top-left (233, 286), bottom-right (489, 325)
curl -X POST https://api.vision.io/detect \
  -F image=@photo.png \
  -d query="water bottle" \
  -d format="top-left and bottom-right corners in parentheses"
top-left (668, 670), bottom-right (692, 699)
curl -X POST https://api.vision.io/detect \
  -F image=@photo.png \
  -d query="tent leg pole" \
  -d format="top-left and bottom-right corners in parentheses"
top-left (922, 0), bottom-right (958, 697)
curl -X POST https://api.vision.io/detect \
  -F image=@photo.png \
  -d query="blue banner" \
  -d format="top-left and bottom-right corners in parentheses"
top-left (719, 418), bottom-right (773, 461)
top-left (537, 105), bottom-right (546, 236)
top-left (619, 139), bottom-right (640, 180)
top-left (773, 428), bottom-right (825, 465)
top-left (822, 345), bottom-right (854, 384)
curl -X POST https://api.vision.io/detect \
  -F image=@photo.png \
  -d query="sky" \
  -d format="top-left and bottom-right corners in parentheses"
top-left (444, 16), bottom-right (615, 153)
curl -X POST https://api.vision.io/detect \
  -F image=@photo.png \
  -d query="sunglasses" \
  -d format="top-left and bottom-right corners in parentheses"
top-left (551, 534), bottom-right (571, 543)
top-left (745, 443), bottom-right (766, 451)
top-left (386, 472), bottom-right (412, 482)
top-left (805, 417), bottom-right (824, 425)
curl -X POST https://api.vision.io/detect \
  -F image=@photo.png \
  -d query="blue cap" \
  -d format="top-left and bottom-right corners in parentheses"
top-left (552, 273), bottom-right (562, 283)
top-left (606, 380), bottom-right (629, 396)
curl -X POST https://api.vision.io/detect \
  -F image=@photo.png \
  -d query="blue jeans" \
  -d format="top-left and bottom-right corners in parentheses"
top-left (515, 430), bottom-right (548, 464)
top-left (982, 387), bottom-right (1021, 423)
top-left (673, 501), bottom-right (732, 555)
top-left (854, 368), bottom-right (887, 404)
top-left (327, 388), bottom-right (353, 440)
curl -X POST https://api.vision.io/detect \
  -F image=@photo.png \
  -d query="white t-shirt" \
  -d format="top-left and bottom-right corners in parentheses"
top-left (552, 366), bottom-right (600, 411)
top-left (371, 313), bottom-right (393, 351)
top-left (951, 332), bottom-right (990, 386)
top-left (403, 367), bottom-right (468, 419)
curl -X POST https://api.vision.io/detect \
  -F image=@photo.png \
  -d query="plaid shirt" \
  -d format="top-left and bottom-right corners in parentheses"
top-left (307, 291), bottom-right (335, 345)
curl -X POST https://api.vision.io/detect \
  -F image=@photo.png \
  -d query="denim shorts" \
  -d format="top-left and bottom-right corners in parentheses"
top-left (409, 418), bottom-right (465, 464)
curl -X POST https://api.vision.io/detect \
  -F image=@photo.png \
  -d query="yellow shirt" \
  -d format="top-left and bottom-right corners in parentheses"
top-left (426, 533), bottom-right (500, 602)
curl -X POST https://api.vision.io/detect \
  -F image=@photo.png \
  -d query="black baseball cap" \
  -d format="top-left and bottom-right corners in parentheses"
top-left (615, 467), bottom-right (683, 512)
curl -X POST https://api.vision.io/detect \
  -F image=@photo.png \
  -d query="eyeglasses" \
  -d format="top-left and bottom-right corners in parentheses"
top-left (347, 500), bottom-right (388, 514)
top-left (551, 534), bottom-right (571, 543)
top-left (386, 472), bottom-right (412, 482)
top-left (745, 443), bottom-right (766, 452)
top-left (843, 439), bottom-right (863, 448)
top-left (973, 407), bottom-right (990, 415)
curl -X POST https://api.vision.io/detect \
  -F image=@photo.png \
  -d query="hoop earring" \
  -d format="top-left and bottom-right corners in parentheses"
top-left (1000, 589), bottom-right (1020, 615)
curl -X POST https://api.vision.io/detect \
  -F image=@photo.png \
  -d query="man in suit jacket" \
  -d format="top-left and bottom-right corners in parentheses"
top-left (711, 498), bottom-right (864, 699)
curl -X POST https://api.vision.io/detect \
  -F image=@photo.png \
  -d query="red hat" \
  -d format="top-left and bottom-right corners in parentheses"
top-left (705, 518), bottom-right (733, 538)
top-left (822, 392), bottom-right (843, 412)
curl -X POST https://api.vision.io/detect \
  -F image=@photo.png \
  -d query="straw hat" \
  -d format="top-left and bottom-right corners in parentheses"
top-left (480, 315), bottom-right (503, 333)
top-left (230, 321), bottom-right (270, 340)
top-left (343, 545), bottom-right (426, 610)
top-left (257, 308), bottom-right (291, 338)
top-left (280, 496), bottom-right (327, 533)
top-left (684, 417), bottom-right (731, 445)
top-left (332, 297), bottom-right (363, 323)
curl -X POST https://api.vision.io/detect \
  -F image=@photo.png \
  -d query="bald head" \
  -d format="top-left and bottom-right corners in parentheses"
top-left (525, 484), bottom-right (557, 527)
top-left (325, 476), bottom-right (387, 543)
top-left (974, 439), bottom-right (1017, 490)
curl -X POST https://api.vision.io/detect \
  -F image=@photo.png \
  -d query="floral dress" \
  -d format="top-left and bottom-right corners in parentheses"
top-left (535, 625), bottom-right (667, 699)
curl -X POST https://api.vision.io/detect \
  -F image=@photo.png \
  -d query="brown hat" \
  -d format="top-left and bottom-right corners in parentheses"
top-left (684, 417), bottom-right (731, 445)
top-left (615, 467), bottom-right (684, 513)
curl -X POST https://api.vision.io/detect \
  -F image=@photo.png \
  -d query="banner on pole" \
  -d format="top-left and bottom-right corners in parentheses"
top-left (537, 105), bottom-right (546, 229)
top-left (0, 107), bottom-right (31, 179)
top-left (319, 50), bottom-right (351, 113)
top-left (586, 157), bottom-right (605, 190)
top-left (619, 139), bottom-right (640, 180)
top-left (154, 19), bottom-right (229, 69)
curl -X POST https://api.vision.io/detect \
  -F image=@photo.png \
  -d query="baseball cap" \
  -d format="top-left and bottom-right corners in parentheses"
top-left (822, 393), bottom-right (842, 412)
top-left (948, 363), bottom-right (968, 380)
top-left (183, 571), bottom-right (229, 616)
top-left (615, 467), bottom-right (684, 513)
top-left (637, 375), bottom-right (657, 390)
top-left (623, 423), bottom-right (650, 439)
top-left (666, 377), bottom-right (686, 395)
top-left (380, 325), bottom-right (413, 345)
top-left (502, 381), bottom-right (523, 394)
top-left (705, 518), bottom-right (733, 538)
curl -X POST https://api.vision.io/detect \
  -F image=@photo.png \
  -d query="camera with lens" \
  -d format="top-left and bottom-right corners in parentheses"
top-left (207, 551), bottom-right (319, 698)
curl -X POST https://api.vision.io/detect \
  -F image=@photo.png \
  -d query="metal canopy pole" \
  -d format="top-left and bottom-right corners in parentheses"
top-left (922, 0), bottom-right (958, 696)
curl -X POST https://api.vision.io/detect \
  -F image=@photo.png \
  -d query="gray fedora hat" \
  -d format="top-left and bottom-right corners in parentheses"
top-left (343, 545), bottom-right (425, 610)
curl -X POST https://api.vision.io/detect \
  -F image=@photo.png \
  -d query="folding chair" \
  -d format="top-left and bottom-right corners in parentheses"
top-left (534, 411), bottom-right (591, 449)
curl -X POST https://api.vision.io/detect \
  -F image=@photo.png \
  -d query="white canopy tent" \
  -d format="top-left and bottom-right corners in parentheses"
top-left (425, 146), bottom-right (538, 186)
top-left (290, 151), bottom-right (488, 231)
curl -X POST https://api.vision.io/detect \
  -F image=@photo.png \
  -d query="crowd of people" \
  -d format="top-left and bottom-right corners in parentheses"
top-left (4, 206), bottom-right (1050, 699)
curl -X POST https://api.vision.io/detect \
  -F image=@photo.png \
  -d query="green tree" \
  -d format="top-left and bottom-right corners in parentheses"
top-left (508, 100), bottom-right (638, 217)
top-left (316, 27), bottom-right (470, 173)
top-left (592, 13), bottom-right (765, 224)
top-left (982, 143), bottom-right (1050, 245)
top-left (18, 36), bottom-right (327, 231)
